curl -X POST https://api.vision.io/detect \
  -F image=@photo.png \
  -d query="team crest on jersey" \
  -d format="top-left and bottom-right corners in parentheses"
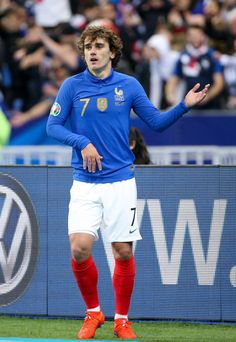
top-left (50, 102), bottom-right (61, 116)
top-left (114, 87), bottom-right (124, 102)
top-left (97, 98), bottom-right (108, 112)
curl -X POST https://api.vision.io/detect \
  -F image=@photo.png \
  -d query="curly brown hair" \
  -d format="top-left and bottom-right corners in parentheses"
top-left (77, 26), bottom-right (123, 68)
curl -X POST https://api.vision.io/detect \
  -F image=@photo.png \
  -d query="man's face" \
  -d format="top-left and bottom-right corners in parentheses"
top-left (187, 28), bottom-right (206, 49)
top-left (84, 37), bottom-right (115, 74)
top-left (1, 12), bottom-right (22, 32)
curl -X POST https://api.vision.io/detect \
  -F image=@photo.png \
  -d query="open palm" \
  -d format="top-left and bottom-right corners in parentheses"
top-left (184, 83), bottom-right (210, 108)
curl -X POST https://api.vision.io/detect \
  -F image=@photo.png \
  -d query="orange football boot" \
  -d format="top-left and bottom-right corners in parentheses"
top-left (77, 311), bottom-right (105, 339)
top-left (114, 318), bottom-right (137, 339)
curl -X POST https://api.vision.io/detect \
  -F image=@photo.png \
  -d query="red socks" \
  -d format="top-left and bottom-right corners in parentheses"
top-left (113, 256), bottom-right (136, 315)
top-left (72, 255), bottom-right (136, 315)
top-left (71, 256), bottom-right (99, 310)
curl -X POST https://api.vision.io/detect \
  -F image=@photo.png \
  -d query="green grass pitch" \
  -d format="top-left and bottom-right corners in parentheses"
top-left (0, 316), bottom-right (236, 341)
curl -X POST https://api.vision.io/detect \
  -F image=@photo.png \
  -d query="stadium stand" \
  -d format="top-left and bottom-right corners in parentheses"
top-left (1, 0), bottom-right (236, 166)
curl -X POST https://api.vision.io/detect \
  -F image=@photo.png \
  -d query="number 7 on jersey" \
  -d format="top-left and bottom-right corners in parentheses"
top-left (80, 98), bottom-right (90, 116)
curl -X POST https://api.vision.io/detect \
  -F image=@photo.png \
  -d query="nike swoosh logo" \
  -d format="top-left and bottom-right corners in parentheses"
top-left (129, 228), bottom-right (137, 234)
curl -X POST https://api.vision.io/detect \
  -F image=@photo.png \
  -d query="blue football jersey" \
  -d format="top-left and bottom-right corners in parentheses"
top-left (47, 69), bottom-right (188, 183)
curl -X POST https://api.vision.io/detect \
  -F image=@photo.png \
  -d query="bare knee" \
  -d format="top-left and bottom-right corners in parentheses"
top-left (69, 233), bottom-right (94, 263)
top-left (71, 245), bottom-right (91, 262)
top-left (112, 242), bottom-right (133, 260)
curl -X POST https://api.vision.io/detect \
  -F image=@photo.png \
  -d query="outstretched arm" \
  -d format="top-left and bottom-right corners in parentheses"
top-left (133, 79), bottom-right (211, 132)
top-left (184, 83), bottom-right (210, 108)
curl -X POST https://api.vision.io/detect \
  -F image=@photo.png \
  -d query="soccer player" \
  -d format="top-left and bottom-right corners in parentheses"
top-left (46, 26), bottom-right (209, 339)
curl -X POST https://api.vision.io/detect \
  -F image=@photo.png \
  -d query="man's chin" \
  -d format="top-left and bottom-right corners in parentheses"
top-left (89, 63), bottom-right (100, 70)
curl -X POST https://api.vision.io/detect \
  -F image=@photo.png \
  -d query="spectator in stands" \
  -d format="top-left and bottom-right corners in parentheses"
top-left (167, 0), bottom-right (205, 51)
top-left (215, 38), bottom-right (236, 109)
top-left (129, 127), bottom-right (151, 165)
top-left (20, 24), bottom-right (85, 73)
top-left (116, 1), bottom-right (146, 72)
top-left (99, 1), bottom-right (118, 24)
top-left (0, 2), bottom-right (39, 111)
top-left (9, 57), bottom-right (71, 144)
top-left (204, 0), bottom-right (231, 53)
top-left (166, 24), bottom-right (224, 109)
top-left (33, 0), bottom-right (72, 28)
top-left (142, 22), bottom-right (179, 108)
top-left (11, 23), bottom-right (80, 113)
top-left (73, 1), bottom-right (100, 32)
top-left (135, 43), bottom-right (159, 102)
top-left (10, 98), bottom-right (53, 129)
top-left (137, 0), bottom-right (172, 39)
top-left (0, 0), bottom-right (230, 123)
top-left (212, 7), bottom-right (236, 109)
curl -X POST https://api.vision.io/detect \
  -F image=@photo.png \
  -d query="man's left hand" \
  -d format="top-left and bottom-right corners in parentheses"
top-left (184, 83), bottom-right (210, 108)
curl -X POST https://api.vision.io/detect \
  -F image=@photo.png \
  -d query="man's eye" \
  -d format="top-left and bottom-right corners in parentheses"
top-left (96, 44), bottom-right (104, 49)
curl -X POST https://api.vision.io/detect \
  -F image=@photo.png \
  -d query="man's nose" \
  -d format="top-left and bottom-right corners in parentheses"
top-left (90, 46), bottom-right (97, 53)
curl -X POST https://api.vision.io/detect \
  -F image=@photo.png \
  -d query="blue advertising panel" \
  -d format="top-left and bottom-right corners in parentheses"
top-left (0, 166), bottom-right (235, 321)
top-left (133, 167), bottom-right (222, 320)
top-left (0, 166), bottom-right (47, 315)
top-left (218, 167), bottom-right (236, 321)
top-left (130, 115), bottom-right (236, 146)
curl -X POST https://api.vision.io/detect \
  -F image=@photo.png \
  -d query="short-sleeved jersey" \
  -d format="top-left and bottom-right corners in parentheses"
top-left (173, 47), bottom-right (223, 92)
top-left (47, 69), bottom-right (188, 183)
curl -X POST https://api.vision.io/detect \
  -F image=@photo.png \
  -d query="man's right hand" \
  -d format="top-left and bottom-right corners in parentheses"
top-left (81, 143), bottom-right (103, 173)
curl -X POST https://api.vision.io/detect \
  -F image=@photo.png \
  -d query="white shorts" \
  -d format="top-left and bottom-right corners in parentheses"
top-left (68, 178), bottom-right (142, 242)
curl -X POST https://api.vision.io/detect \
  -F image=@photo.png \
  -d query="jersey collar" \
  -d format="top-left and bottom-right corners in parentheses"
top-left (84, 68), bottom-right (114, 83)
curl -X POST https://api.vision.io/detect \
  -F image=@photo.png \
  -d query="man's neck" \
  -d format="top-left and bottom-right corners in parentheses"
top-left (89, 65), bottom-right (112, 80)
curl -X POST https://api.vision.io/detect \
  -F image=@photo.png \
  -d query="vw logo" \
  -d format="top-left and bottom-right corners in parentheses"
top-left (0, 173), bottom-right (39, 306)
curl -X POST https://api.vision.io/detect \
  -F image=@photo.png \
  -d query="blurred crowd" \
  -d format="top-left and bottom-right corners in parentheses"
top-left (1, 0), bottom-right (236, 146)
